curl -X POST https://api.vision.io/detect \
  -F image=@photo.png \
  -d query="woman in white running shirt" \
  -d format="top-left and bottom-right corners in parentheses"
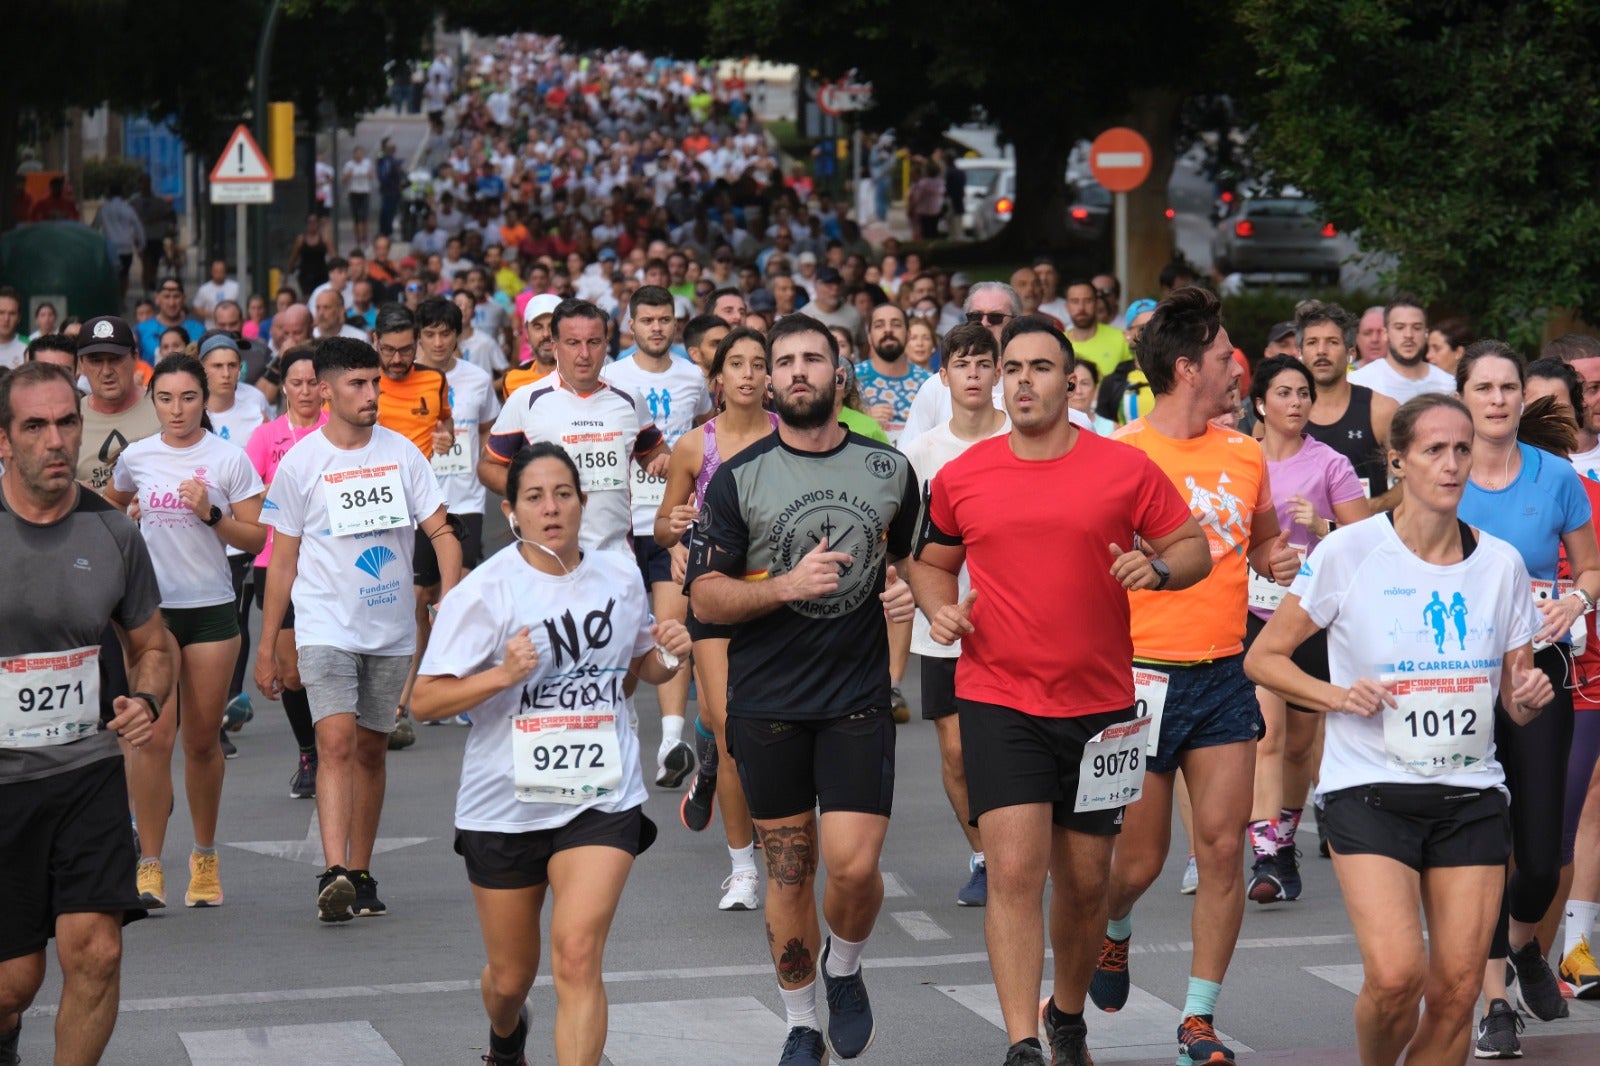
top-left (1247, 393), bottom-right (1552, 1066)
top-left (412, 442), bottom-right (691, 1066)
top-left (104, 354), bottom-right (267, 910)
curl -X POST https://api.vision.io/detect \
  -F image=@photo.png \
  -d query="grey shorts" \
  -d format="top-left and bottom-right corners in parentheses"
top-left (297, 646), bottom-right (411, 734)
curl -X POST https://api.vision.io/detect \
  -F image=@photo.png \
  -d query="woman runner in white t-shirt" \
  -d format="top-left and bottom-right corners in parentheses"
top-left (412, 442), bottom-right (691, 1066)
top-left (104, 354), bottom-right (267, 910)
top-left (1246, 393), bottom-right (1553, 1066)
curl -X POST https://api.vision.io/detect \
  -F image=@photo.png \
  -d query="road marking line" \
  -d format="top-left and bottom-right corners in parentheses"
top-left (180, 1021), bottom-right (401, 1065)
top-left (603, 996), bottom-right (787, 1065)
top-left (881, 871), bottom-right (911, 898)
top-left (227, 811), bottom-right (429, 866)
top-left (891, 910), bottom-right (951, 941)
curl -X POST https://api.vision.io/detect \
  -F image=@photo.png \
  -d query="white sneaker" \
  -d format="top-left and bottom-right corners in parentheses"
top-left (718, 870), bottom-right (761, 911)
top-left (655, 739), bottom-right (695, 788)
top-left (1179, 854), bottom-right (1199, 895)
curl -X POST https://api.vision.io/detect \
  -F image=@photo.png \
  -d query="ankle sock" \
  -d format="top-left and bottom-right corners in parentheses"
top-left (138, 856), bottom-right (160, 869)
top-left (662, 715), bottom-right (684, 746)
top-left (779, 981), bottom-right (818, 1030)
top-left (825, 934), bottom-right (866, 977)
top-left (972, 850), bottom-right (986, 868)
top-left (1565, 900), bottom-right (1600, 956)
top-left (1277, 806), bottom-right (1303, 848)
top-left (729, 844), bottom-right (757, 876)
top-left (1248, 819), bottom-right (1278, 857)
top-left (1045, 998), bottom-right (1083, 1029)
top-left (1106, 914), bottom-right (1132, 941)
top-left (193, 845), bottom-right (216, 856)
top-left (1183, 977), bottom-right (1222, 1020)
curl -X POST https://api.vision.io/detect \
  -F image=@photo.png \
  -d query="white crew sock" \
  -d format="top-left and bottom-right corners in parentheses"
top-left (730, 844), bottom-right (757, 876)
top-left (825, 933), bottom-right (866, 977)
top-left (779, 981), bottom-right (818, 1030)
top-left (972, 850), bottom-right (986, 868)
top-left (661, 715), bottom-right (684, 746)
top-left (1566, 899), bottom-right (1600, 956)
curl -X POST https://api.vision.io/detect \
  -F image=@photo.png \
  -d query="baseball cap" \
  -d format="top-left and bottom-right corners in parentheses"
top-left (747, 288), bottom-right (776, 313)
top-left (798, 251), bottom-right (818, 265)
top-left (1268, 321), bottom-right (1297, 344)
top-left (76, 315), bottom-right (136, 357)
top-left (816, 266), bottom-right (842, 284)
top-left (598, 247), bottom-right (619, 262)
top-left (950, 271), bottom-right (971, 288)
top-left (523, 293), bottom-right (562, 324)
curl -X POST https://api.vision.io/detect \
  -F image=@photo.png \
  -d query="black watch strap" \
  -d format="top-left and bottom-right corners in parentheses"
top-left (1151, 558), bottom-right (1172, 590)
top-left (133, 692), bottom-right (162, 720)
top-left (203, 505), bottom-right (223, 526)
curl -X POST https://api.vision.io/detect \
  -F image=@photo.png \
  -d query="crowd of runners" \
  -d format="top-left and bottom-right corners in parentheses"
top-left (5, 30), bottom-right (1600, 1066)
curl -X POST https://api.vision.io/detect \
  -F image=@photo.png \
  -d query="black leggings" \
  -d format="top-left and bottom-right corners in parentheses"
top-left (1491, 643), bottom-right (1575, 957)
top-left (250, 566), bottom-right (316, 752)
top-left (227, 554), bottom-right (253, 699)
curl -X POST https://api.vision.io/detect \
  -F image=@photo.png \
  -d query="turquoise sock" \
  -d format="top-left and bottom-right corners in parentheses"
top-left (1107, 914), bottom-right (1133, 941)
top-left (694, 716), bottom-right (714, 740)
top-left (1183, 977), bottom-right (1221, 1019)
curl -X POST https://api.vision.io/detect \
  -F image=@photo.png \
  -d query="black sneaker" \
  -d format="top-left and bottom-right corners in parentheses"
top-left (819, 938), bottom-right (875, 1058)
top-left (1246, 853), bottom-right (1284, 904)
top-left (1509, 937), bottom-right (1569, 1020)
top-left (1276, 843), bottom-right (1302, 901)
top-left (317, 865), bottom-right (355, 923)
top-left (481, 1001), bottom-right (530, 1066)
top-left (1002, 1039), bottom-right (1048, 1066)
top-left (349, 870), bottom-right (387, 917)
top-left (218, 728), bottom-right (238, 759)
top-left (680, 771), bottom-right (716, 832)
top-left (777, 1026), bottom-right (826, 1066)
top-left (289, 750), bottom-right (317, 799)
top-left (1041, 998), bottom-right (1092, 1066)
top-left (1, 1020), bottom-right (19, 1066)
top-left (1474, 997), bottom-right (1523, 1058)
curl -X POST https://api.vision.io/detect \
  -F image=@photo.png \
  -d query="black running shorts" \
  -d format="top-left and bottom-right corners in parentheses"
top-left (1318, 783), bottom-right (1510, 871)
top-left (453, 806), bottom-right (657, 890)
top-left (919, 655), bottom-right (958, 720)
top-left (726, 707), bottom-right (896, 820)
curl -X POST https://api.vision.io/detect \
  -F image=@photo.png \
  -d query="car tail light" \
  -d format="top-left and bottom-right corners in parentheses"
top-left (1070, 207), bottom-right (1089, 221)
top-left (1221, 191), bottom-right (1234, 203)
top-left (1165, 208), bottom-right (1176, 219)
top-left (995, 197), bottom-right (1013, 215)
top-left (1321, 222), bottom-right (1337, 238)
top-left (1234, 219), bottom-right (1254, 238)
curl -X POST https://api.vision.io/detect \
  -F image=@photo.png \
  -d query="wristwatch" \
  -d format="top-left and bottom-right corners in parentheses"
top-left (133, 692), bottom-right (162, 721)
top-left (1150, 558), bottom-right (1172, 590)
top-left (203, 505), bottom-right (223, 527)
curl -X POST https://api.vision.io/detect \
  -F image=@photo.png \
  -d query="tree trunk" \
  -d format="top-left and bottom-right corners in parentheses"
top-left (992, 117), bottom-right (1074, 255)
top-left (1125, 88), bottom-right (1183, 300)
top-left (0, 83), bottom-right (20, 234)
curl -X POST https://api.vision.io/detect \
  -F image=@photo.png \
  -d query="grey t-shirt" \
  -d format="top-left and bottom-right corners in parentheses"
top-left (0, 486), bottom-right (161, 782)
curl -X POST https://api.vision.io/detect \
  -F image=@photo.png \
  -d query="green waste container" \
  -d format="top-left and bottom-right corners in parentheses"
top-left (0, 221), bottom-right (121, 321)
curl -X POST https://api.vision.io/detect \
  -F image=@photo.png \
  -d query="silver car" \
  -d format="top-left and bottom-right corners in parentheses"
top-left (956, 157), bottom-right (1012, 237)
top-left (1210, 196), bottom-right (1341, 284)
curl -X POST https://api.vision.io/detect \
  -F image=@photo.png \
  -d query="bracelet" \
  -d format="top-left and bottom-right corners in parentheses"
top-left (133, 691), bottom-right (162, 721)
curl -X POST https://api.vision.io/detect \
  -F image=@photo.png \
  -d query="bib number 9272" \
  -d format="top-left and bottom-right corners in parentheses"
top-left (523, 741), bottom-right (607, 773)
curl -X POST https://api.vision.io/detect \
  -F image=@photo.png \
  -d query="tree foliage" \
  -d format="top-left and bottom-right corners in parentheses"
top-left (1239, 0), bottom-right (1600, 344)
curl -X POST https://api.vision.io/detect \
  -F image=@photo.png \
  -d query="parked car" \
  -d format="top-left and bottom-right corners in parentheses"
top-left (1066, 180), bottom-right (1112, 241)
top-left (1210, 195), bottom-right (1341, 284)
top-left (971, 168), bottom-right (1015, 240)
top-left (954, 157), bottom-right (1012, 236)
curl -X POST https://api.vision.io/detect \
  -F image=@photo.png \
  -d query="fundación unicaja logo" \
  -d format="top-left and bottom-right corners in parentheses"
top-left (355, 545), bottom-right (397, 580)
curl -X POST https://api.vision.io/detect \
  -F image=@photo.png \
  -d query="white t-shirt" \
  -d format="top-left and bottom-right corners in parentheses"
top-left (342, 157), bottom-right (375, 195)
top-left (898, 374), bottom-right (1088, 449)
top-left (1292, 516), bottom-right (1536, 798)
top-left (420, 546), bottom-right (654, 832)
top-left (261, 426), bottom-right (446, 656)
top-left (194, 279), bottom-right (240, 320)
top-left (112, 433), bottom-right (264, 608)
top-left (0, 338), bottom-right (24, 369)
top-left (600, 354), bottom-right (713, 535)
top-left (1570, 442), bottom-right (1600, 483)
top-left (901, 417), bottom-right (1010, 658)
top-left (430, 358), bottom-right (500, 515)
top-left (208, 393), bottom-right (267, 449)
top-left (460, 331), bottom-right (507, 374)
top-left (487, 382), bottom-right (659, 555)
top-left (1347, 358), bottom-right (1456, 405)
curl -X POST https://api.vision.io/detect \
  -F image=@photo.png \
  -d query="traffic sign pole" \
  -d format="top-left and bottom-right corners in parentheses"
top-left (1089, 127), bottom-right (1154, 311)
top-left (1115, 192), bottom-right (1129, 313)
top-left (237, 204), bottom-right (249, 305)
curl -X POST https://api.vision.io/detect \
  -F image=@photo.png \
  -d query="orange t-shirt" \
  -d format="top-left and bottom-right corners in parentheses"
top-left (499, 362), bottom-right (555, 401)
top-left (1111, 418), bottom-right (1272, 661)
top-left (377, 365), bottom-right (450, 457)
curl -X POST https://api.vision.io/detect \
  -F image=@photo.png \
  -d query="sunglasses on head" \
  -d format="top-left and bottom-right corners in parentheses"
top-left (965, 311), bottom-right (1012, 327)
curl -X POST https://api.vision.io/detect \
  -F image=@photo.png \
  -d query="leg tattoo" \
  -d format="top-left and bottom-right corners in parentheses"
top-left (758, 825), bottom-right (816, 887)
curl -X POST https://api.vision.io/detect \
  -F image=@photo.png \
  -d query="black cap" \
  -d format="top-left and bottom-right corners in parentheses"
top-left (816, 266), bottom-right (842, 284)
top-left (76, 315), bottom-right (136, 356)
top-left (747, 288), bottom-right (776, 313)
top-left (1268, 321), bottom-right (1297, 344)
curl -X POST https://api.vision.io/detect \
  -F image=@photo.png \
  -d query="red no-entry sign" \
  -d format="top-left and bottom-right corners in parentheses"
top-left (1089, 127), bottom-right (1152, 193)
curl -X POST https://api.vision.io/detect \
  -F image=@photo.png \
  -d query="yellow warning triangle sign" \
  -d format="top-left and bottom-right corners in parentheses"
top-left (211, 125), bottom-right (274, 183)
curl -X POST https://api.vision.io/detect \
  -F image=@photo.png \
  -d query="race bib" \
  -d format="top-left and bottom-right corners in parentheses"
top-left (431, 427), bottom-right (473, 478)
top-left (1132, 666), bottom-right (1169, 758)
top-left (322, 464), bottom-right (410, 537)
top-left (1248, 549), bottom-right (1306, 613)
top-left (0, 647), bottom-right (101, 748)
top-left (632, 461), bottom-right (667, 510)
top-left (1382, 672), bottom-right (1493, 776)
top-left (511, 710), bottom-right (624, 805)
top-left (1075, 715), bottom-right (1152, 812)
top-left (564, 431), bottom-right (628, 491)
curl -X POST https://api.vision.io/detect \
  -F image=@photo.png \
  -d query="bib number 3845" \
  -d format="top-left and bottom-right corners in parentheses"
top-left (0, 647), bottom-right (101, 748)
top-left (1075, 715), bottom-right (1152, 812)
top-left (512, 711), bottom-right (624, 805)
top-left (1382, 672), bottom-right (1492, 776)
top-left (322, 464), bottom-right (410, 537)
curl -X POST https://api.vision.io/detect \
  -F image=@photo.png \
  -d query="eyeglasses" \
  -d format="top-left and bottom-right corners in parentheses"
top-left (378, 344), bottom-right (417, 359)
top-left (965, 311), bottom-right (1013, 327)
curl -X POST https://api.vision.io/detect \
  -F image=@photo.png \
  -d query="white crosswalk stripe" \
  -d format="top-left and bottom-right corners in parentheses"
top-left (181, 1021), bottom-right (401, 1064)
top-left (891, 909), bottom-right (952, 941)
top-left (603, 996), bottom-right (788, 1065)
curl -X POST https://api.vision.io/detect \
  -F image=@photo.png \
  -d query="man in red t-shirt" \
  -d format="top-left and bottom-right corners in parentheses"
top-left (909, 316), bottom-right (1208, 1066)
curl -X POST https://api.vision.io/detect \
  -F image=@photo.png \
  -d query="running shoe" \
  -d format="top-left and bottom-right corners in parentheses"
top-left (1276, 844), bottom-right (1302, 901)
top-left (1179, 854), bottom-right (1198, 895)
top-left (1088, 935), bottom-right (1130, 1012)
top-left (890, 686), bottom-right (910, 724)
top-left (680, 771), bottom-right (716, 831)
top-left (719, 870), bottom-right (760, 911)
top-left (290, 750), bottom-right (317, 799)
top-left (350, 870), bottom-right (387, 917)
top-left (820, 937), bottom-right (876, 1058)
top-left (1040, 997), bottom-right (1092, 1066)
top-left (777, 1026), bottom-right (826, 1066)
top-left (317, 865), bottom-right (355, 923)
top-left (1002, 1040), bottom-right (1048, 1066)
top-left (185, 851), bottom-right (223, 908)
top-left (137, 860), bottom-right (166, 909)
top-left (1474, 998), bottom-right (1523, 1059)
top-left (387, 714), bottom-right (416, 751)
top-left (1246, 853), bottom-right (1284, 904)
top-left (1508, 937), bottom-right (1569, 1020)
top-left (218, 728), bottom-right (238, 759)
top-left (1176, 1014), bottom-right (1235, 1065)
top-left (481, 1001), bottom-right (530, 1066)
top-left (957, 857), bottom-right (988, 907)
top-left (656, 738), bottom-right (695, 788)
top-left (1559, 936), bottom-right (1600, 999)
top-left (223, 691), bottom-right (253, 732)
top-left (0, 1021), bottom-right (18, 1066)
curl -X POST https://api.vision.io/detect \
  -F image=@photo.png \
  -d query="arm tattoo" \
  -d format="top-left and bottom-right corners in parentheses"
top-left (778, 937), bottom-right (816, 985)
top-left (757, 825), bottom-right (816, 887)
